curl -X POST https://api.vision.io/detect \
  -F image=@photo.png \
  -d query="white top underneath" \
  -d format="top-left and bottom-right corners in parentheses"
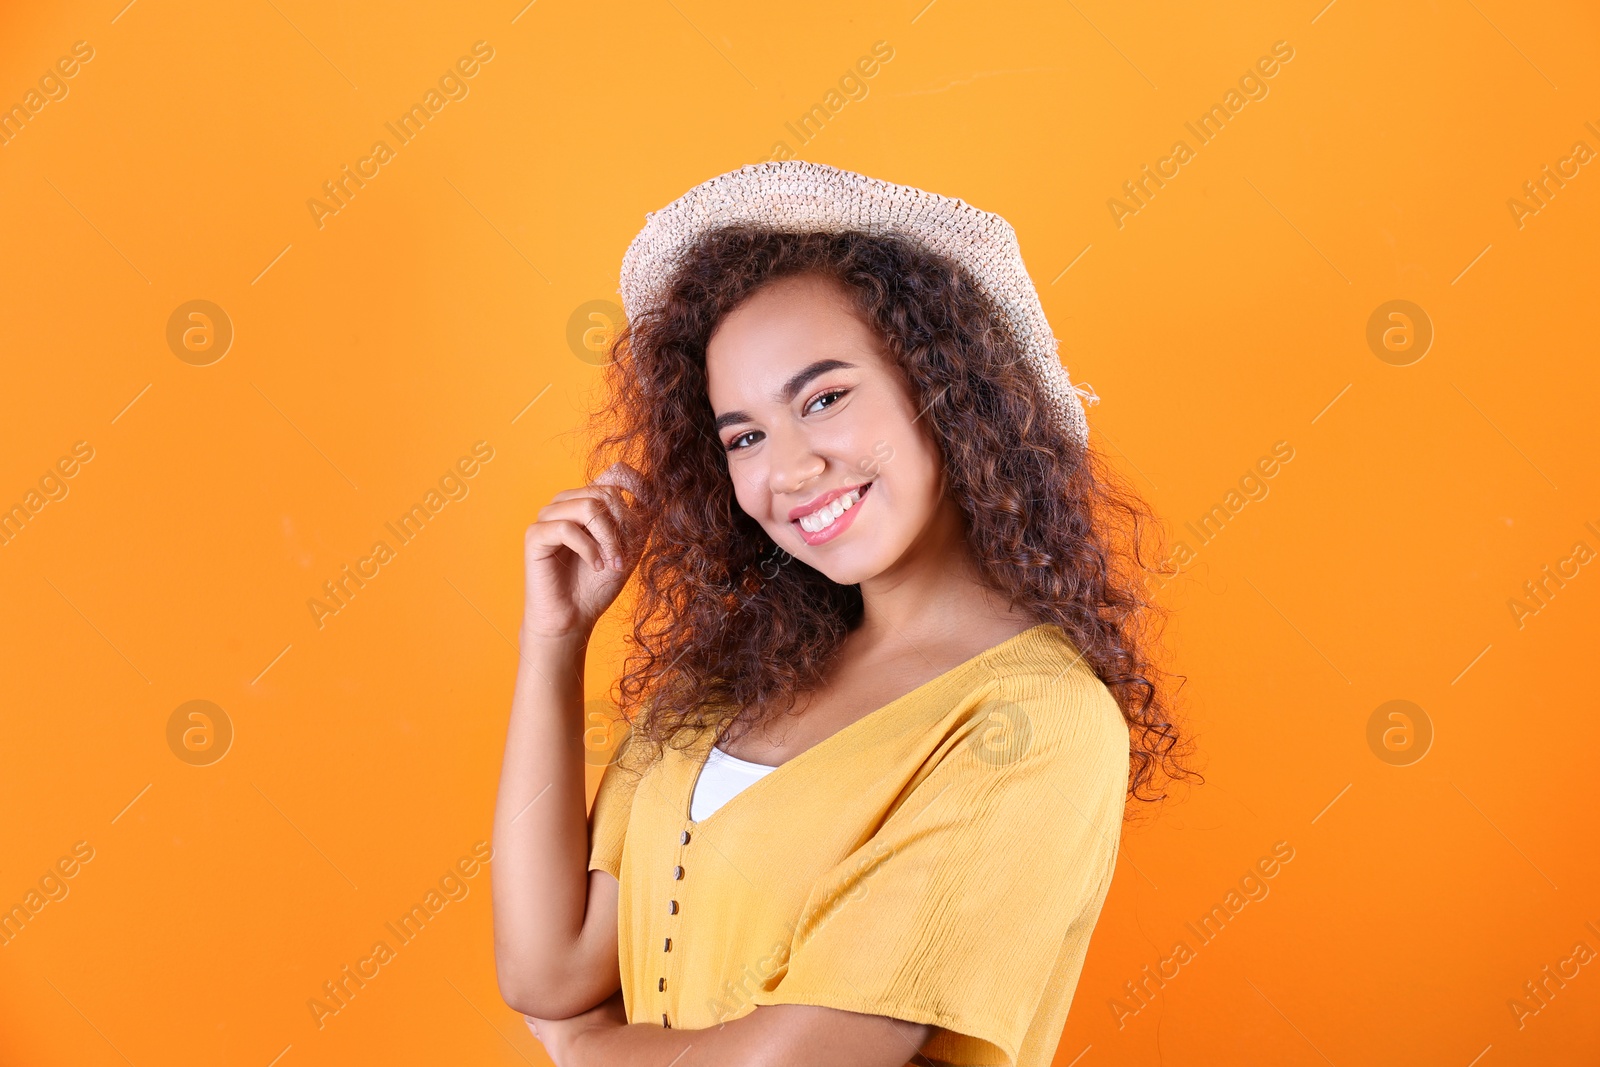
top-left (689, 744), bottom-right (780, 822)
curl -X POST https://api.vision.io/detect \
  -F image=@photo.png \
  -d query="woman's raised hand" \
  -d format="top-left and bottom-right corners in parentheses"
top-left (522, 461), bottom-right (645, 640)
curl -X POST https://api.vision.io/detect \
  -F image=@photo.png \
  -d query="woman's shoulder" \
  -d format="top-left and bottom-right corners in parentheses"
top-left (976, 622), bottom-right (1130, 771)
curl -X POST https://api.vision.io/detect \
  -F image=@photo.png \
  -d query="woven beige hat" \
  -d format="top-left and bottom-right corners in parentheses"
top-left (618, 159), bottom-right (1096, 446)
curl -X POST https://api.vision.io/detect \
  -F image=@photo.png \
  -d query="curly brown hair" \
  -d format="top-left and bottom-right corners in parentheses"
top-left (585, 225), bottom-right (1197, 809)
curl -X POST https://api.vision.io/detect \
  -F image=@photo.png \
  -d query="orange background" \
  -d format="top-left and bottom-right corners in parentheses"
top-left (2, 1), bottom-right (1597, 1064)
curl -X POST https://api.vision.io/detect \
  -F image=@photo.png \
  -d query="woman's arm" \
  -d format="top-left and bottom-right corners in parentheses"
top-left (492, 464), bottom-right (641, 1018)
top-left (491, 629), bottom-right (622, 1018)
top-left (548, 999), bottom-right (935, 1067)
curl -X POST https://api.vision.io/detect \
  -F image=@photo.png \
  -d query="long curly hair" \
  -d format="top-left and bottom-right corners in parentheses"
top-left (585, 225), bottom-right (1197, 809)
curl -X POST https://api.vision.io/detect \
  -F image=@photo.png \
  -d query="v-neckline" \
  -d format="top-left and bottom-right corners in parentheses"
top-left (682, 622), bottom-right (1054, 828)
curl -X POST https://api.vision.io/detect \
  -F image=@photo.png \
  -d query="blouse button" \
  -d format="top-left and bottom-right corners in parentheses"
top-left (668, 899), bottom-right (678, 915)
top-left (673, 865), bottom-right (684, 880)
top-left (680, 830), bottom-right (691, 845)
top-left (659, 977), bottom-right (666, 992)
top-left (664, 937), bottom-right (672, 952)
top-left (662, 1014), bottom-right (671, 1028)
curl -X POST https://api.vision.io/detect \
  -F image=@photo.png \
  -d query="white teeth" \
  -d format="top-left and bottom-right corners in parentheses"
top-left (798, 486), bottom-right (865, 533)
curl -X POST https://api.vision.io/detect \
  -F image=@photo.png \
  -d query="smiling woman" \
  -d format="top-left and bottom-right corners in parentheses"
top-left (706, 278), bottom-right (943, 564)
top-left (490, 160), bottom-right (1196, 1067)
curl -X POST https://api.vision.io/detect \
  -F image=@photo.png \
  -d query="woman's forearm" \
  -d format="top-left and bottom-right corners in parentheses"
top-left (571, 1016), bottom-right (751, 1066)
top-left (490, 625), bottom-right (608, 1015)
top-left (567, 1005), bottom-right (932, 1067)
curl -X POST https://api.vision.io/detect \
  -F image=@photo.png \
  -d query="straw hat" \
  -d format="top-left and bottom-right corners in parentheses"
top-left (617, 160), bottom-right (1096, 446)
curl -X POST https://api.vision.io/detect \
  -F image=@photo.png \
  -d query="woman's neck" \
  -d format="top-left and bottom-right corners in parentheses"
top-left (852, 496), bottom-right (1034, 653)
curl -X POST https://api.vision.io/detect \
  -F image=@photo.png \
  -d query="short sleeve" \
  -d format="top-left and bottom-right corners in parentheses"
top-left (748, 667), bottom-right (1131, 1066)
top-left (587, 736), bottom-right (645, 880)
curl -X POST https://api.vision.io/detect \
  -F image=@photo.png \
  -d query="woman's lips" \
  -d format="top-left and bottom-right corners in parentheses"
top-left (787, 480), bottom-right (874, 523)
top-left (792, 482), bottom-right (871, 546)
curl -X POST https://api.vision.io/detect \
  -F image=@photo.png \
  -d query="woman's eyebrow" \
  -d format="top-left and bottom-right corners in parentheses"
top-left (712, 359), bottom-right (857, 433)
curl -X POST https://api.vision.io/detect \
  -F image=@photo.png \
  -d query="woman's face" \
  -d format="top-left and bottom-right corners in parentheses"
top-left (705, 272), bottom-right (953, 587)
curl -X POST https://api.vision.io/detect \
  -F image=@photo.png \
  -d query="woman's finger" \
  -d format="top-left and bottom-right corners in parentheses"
top-left (585, 483), bottom-right (635, 565)
top-left (536, 498), bottom-right (623, 569)
top-left (594, 461), bottom-right (644, 501)
top-left (548, 482), bottom-right (636, 565)
top-left (593, 468), bottom-right (645, 561)
top-left (525, 517), bottom-right (605, 573)
top-left (553, 482), bottom-right (633, 547)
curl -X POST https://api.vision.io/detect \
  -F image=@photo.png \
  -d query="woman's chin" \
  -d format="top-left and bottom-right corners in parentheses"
top-left (807, 543), bottom-right (893, 587)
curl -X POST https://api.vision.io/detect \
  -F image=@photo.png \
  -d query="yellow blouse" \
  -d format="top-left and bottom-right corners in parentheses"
top-left (587, 622), bottom-right (1130, 1067)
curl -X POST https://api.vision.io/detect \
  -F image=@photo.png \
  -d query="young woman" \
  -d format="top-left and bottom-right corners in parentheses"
top-left (491, 161), bottom-right (1191, 1067)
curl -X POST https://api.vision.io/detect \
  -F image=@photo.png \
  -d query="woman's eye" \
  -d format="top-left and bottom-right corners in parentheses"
top-left (806, 388), bottom-right (847, 414)
top-left (725, 389), bottom-right (847, 451)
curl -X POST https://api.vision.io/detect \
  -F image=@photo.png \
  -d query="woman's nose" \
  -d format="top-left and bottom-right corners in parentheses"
top-left (767, 424), bottom-right (825, 494)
